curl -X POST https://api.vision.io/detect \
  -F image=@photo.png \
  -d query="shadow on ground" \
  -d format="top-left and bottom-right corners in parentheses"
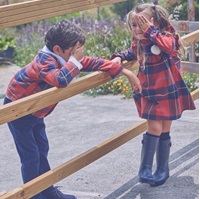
top-left (104, 139), bottom-right (199, 199)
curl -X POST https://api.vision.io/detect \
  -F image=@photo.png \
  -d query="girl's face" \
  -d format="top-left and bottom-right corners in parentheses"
top-left (130, 12), bottom-right (151, 40)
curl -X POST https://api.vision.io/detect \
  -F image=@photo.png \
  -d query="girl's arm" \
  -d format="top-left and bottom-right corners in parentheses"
top-left (144, 26), bottom-right (177, 54)
top-left (110, 42), bottom-right (137, 63)
top-left (110, 48), bottom-right (137, 62)
top-left (120, 68), bottom-right (142, 93)
top-left (137, 15), bottom-right (177, 54)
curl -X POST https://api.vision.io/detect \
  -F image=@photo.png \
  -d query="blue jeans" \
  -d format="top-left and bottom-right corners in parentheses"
top-left (4, 97), bottom-right (54, 197)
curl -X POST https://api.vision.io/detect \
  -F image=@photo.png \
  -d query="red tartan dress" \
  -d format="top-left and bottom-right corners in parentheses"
top-left (112, 25), bottom-right (196, 120)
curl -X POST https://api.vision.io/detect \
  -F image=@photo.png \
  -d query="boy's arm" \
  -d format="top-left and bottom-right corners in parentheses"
top-left (38, 55), bottom-right (81, 88)
top-left (80, 57), bottom-right (123, 79)
top-left (81, 56), bottom-right (141, 92)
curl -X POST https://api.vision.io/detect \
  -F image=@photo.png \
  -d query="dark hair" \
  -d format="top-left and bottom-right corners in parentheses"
top-left (44, 19), bottom-right (85, 52)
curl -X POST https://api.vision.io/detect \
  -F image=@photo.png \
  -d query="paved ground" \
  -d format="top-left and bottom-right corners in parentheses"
top-left (0, 92), bottom-right (199, 199)
top-left (0, 63), bottom-right (20, 98)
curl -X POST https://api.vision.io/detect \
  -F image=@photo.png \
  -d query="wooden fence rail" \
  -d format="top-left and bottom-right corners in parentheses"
top-left (0, 0), bottom-right (126, 29)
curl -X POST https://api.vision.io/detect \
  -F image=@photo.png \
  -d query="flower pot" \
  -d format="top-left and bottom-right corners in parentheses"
top-left (0, 46), bottom-right (15, 61)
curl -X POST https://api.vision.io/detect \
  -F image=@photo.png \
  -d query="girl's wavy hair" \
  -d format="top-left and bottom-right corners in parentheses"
top-left (45, 19), bottom-right (85, 52)
top-left (126, 3), bottom-right (184, 63)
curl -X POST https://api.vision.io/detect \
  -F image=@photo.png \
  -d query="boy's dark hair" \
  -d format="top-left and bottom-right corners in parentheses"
top-left (45, 19), bottom-right (85, 52)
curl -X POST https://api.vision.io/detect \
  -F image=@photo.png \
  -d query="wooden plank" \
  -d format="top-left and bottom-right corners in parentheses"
top-left (0, 0), bottom-right (115, 13)
top-left (0, 0), bottom-right (121, 19)
top-left (170, 20), bottom-right (199, 32)
top-left (0, 192), bottom-right (6, 197)
top-left (0, 0), bottom-right (86, 18)
top-left (0, 120), bottom-right (148, 199)
top-left (0, 62), bottom-right (138, 125)
top-left (0, 0), bottom-right (126, 29)
top-left (181, 29), bottom-right (199, 63)
top-left (181, 61), bottom-right (199, 74)
top-left (191, 88), bottom-right (199, 101)
top-left (181, 30), bottom-right (199, 46)
top-left (188, 21), bottom-right (199, 32)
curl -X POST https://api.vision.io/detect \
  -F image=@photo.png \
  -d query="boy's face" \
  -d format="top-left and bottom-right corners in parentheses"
top-left (53, 42), bottom-right (83, 62)
top-left (53, 45), bottom-right (73, 61)
top-left (59, 47), bottom-right (73, 61)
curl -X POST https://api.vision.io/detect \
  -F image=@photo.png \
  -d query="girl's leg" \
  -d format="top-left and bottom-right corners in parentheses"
top-left (161, 120), bottom-right (172, 139)
top-left (162, 120), bottom-right (172, 132)
top-left (153, 120), bottom-right (172, 186)
top-left (147, 119), bottom-right (163, 136)
top-left (139, 120), bottom-right (162, 185)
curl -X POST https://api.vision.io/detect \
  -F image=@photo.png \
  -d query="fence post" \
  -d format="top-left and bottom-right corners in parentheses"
top-left (188, 0), bottom-right (196, 62)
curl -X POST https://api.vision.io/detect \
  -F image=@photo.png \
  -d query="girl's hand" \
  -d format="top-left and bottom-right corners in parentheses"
top-left (111, 57), bottom-right (122, 65)
top-left (120, 68), bottom-right (142, 93)
top-left (137, 15), bottom-right (154, 32)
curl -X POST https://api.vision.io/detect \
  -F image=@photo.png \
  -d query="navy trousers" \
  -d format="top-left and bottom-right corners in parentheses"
top-left (4, 97), bottom-right (54, 197)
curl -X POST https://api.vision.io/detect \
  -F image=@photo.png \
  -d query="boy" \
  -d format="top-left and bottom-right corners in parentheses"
top-left (4, 20), bottom-right (141, 199)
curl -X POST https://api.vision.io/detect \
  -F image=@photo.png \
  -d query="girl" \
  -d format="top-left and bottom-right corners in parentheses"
top-left (111, 3), bottom-right (196, 186)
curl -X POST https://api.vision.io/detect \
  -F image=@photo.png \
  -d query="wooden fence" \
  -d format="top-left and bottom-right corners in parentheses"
top-left (0, 0), bottom-right (199, 198)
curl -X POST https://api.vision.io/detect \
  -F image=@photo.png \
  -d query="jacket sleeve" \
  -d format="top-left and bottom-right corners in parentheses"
top-left (80, 56), bottom-right (123, 79)
top-left (144, 26), bottom-right (177, 55)
top-left (110, 41), bottom-right (137, 61)
top-left (37, 55), bottom-right (80, 88)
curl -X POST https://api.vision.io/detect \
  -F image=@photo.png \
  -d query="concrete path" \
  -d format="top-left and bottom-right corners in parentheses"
top-left (0, 94), bottom-right (199, 199)
top-left (0, 63), bottom-right (20, 97)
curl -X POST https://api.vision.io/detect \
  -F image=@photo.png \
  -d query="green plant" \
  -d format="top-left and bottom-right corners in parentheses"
top-left (181, 71), bottom-right (199, 92)
top-left (83, 76), bottom-right (132, 97)
top-left (169, 0), bottom-right (199, 21)
top-left (110, 0), bottom-right (139, 20)
top-left (0, 36), bottom-right (15, 51)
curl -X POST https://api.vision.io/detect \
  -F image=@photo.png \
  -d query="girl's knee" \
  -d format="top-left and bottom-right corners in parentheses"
top-left (147, 120), bottom-right (162, 135)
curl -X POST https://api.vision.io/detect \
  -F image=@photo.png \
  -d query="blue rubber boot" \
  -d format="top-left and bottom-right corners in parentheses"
top-left (139, 134), bottom-right (159, 185)
top-left (152, 139), bottom-right (171, 186)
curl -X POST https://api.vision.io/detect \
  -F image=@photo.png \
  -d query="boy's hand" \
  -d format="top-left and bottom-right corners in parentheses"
top-left (71, 42), bottom-right (84, 61)
top-left (111, 57), bottom-right (122, 65)
top-left (120, 68), bottom-right (142, 93)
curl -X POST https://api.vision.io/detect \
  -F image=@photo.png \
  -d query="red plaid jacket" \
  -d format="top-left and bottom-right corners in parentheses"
top-left (6, 50), bottom-right (123, 118)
